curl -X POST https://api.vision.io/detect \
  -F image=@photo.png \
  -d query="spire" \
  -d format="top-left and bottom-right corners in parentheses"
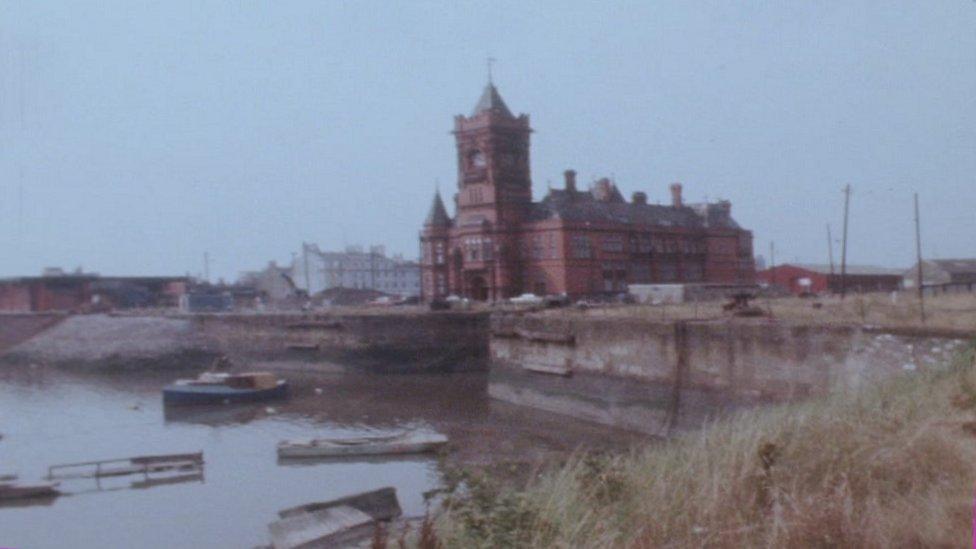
top-left (471, 83), bottom-right (513, 118)
top-left (424, 190), bottom-right (451, 227)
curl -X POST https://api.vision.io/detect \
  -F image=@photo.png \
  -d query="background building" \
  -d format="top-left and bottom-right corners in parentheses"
top-left (756, 263), bottom-right (903, 295)
top-left (0, 269), bottom-right (188, 312)
top-left (292, 244), bottom-right (421, 298)
top-left (903, 259), bottom-right (976, 295)
top-left (420, 83), bottom-right (756, 302)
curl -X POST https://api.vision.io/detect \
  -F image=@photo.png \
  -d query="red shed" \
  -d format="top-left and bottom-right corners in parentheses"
top-left (756, 263), bottom-right (903, 296)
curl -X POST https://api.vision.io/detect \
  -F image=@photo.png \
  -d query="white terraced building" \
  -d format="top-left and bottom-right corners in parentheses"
top-left (292, 244), bottom-right (421, 298)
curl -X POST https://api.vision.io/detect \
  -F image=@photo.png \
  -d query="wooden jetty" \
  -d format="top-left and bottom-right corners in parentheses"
top-left (47, 452), bottom-right (204, 480)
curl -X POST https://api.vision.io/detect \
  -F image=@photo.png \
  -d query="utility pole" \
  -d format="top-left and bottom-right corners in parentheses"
top-left (839, 184), bottom-right (851, 299)
top-left (827, 224), bottom-right (835, 275)
top-left (203, 252), bottom-right (210, 283)
top-left (769, 241), bottom-right (776, 287)
top-left (302, 242), bottom-right (311, 294)
top-left (914, 193), bottom-right (926, 323)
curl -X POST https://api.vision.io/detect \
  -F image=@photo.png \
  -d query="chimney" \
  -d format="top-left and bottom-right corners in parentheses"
top-left (632, 191), bottom-right (647, 205)
top-left (670, 183), bottom-right (683, 208)
top-left (564, 169), bottom-right (577, 192)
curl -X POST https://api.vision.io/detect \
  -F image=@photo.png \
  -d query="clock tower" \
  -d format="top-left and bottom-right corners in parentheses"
top-left (453, 83), bottom-right (533, 228)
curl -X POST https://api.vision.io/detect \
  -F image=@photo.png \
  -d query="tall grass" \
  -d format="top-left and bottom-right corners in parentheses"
top-left (436, 344), bottom-right (976, 548)
top-left (543, 293), bottom-right (976, 334)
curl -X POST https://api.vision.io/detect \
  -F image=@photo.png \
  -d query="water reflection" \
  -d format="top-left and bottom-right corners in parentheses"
top-left (0, 365), bottom-right (643, 549)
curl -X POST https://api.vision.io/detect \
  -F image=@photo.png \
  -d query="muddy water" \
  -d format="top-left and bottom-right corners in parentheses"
top-left (0, 366), bottom-right (643, 549)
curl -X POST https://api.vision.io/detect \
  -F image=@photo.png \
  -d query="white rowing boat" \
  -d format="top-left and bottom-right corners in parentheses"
top-left (277, 431), bottom-right (448, 459)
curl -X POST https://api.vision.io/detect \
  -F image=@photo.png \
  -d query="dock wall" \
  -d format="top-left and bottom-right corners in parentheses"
top-left (0, 311), bottom-right (489, 373)
top-left (488, 314), bottom-right (971, 435)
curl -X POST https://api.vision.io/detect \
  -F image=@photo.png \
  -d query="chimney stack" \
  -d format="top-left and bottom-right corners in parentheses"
top-left (670, 183), bottom-right (683, 208)
top-left (564, 169), bottom-right (577, 192)
top-left (632, 191), bottom-right (647, 205)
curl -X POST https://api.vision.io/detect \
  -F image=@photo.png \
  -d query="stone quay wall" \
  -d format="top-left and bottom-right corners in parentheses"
top-left (488, 314), bottom-right (972, 435)
top-left (0, 311), bottom-right (490, 373)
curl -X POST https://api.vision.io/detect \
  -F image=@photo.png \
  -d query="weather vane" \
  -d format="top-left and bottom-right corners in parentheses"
top-left (487, 56), bottom-right (496, 84)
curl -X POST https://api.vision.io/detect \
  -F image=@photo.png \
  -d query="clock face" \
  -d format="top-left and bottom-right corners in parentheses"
top-left (469, 150), bottom-right (486, 168)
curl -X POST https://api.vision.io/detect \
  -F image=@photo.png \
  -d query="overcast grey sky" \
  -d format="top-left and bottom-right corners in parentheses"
top-left (1, 1), bottom-right (973, 281)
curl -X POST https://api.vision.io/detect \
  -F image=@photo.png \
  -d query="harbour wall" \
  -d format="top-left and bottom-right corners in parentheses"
top-left (0, 313), bottom-right (66, 353)
top-left (488, 314), bottom-right (973, 435)
top-left (0, 311), bottom-right (490, 372)
top-left (188, 311), bottom-right (489, 373)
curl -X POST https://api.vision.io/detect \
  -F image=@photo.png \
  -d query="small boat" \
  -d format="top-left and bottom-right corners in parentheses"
top-left (0, 481), bottom-right (61, 500)
top-left (163, 372), bottom-right (289, 405)
top-left (277, 431), bottom-right (448, 459)
top-left (269, 487), bottom-right (401, 549)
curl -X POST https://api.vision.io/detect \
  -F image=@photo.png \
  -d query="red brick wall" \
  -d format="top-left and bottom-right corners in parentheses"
top-left (0, 284), bottom-right (32, 312)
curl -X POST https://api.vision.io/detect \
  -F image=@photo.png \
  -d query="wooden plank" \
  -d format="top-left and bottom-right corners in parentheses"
top-left (278, 487), bottom-right (401, 521)
top-left (269, 505), bottom-right (375, 549)
top-left (130, 452), bottom-right (204, 465)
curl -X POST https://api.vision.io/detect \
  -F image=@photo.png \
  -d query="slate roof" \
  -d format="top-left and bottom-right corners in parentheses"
top-left (528, 188), bottom-right (740, 229)
top-left (471, 84), bottom-right (513, 118)
top-left (424, 191), bottom-right (451, 227)
top-left (789, 264), bottom-right (904, 276)
top-left (929, 259), bottom-right (976, 274)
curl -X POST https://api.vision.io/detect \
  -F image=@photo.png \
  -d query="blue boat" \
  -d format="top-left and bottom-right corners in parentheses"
top-left (163, 372), bottom-right (289, 405)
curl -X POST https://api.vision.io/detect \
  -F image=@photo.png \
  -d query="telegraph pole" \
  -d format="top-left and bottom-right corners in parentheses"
top-left (302, 242), bottom-right (311, 294)
top-left (203, 252), bottom-right (210, 283)
top-left (914, 193), bottom-right (925, 323)
top-left (839, 185), bottom-right (851, 299)
top-left (827, 224), bottom-right (835, 275)
top-left (769, 241), bottom-right (776, 287)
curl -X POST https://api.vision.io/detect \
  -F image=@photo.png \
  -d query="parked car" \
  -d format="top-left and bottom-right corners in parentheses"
top-left (509, 293), bottom-right (543, 305)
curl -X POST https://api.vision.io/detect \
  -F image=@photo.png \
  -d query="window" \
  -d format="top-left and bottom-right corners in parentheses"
top-left (658, 262), bottom-right (678, 282)
top-left (547, 234), bottom-right (557, 259)
top-left (531, 236), bottom-right (544, 259)
top-left (571, 235), bottom-right (592, 259)
top-left (435, 242), bottom-right (444, 265)
top-left (482, 238), bottom-right (494, 261)
top-left (602, 235), bottom-right (624, 253)
top-left (630, 262), bottom-right (651, 283)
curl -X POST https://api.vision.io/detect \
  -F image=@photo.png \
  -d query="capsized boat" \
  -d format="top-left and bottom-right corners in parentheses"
top-left (163, 372), bottom-right (288, 405)
top-left (277, 431), bottom-right (448, 459)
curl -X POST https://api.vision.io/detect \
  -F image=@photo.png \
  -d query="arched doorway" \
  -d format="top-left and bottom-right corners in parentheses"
top-left (469, 275), bottom-right (489, 301)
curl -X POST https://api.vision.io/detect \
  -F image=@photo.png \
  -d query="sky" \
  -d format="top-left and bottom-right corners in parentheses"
top-left (1, 1), bottom-right (974, 281)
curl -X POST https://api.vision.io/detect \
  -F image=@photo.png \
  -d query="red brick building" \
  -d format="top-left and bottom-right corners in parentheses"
top-left (420, 83), bottom-right (756, 302)
top-left (0, 275), bottom-right (188, 312)
top-left (757, 264), bottom-right (903, 296)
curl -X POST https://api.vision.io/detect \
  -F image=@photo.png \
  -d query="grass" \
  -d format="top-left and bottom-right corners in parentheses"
top-left (433, 342), bottom-right (976, 548)
top-left (540, 292), bottom-right (976, 334)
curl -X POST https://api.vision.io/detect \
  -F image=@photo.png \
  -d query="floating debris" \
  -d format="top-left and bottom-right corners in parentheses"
top-left (269, 487), bottom-right (401, 549)
top-left (47, 452), bottom-right (204, 480)
top-left (0, 481), bottom-right (61, 501)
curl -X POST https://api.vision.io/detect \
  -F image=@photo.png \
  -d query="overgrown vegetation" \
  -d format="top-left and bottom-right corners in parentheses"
top-left (433, 342), bottom-right (976, 548)
top-left (539, 293), bottom-right (976, 332)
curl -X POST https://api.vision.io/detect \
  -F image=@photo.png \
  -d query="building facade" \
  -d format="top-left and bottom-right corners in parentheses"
top-left (0, 271), bottom-right (187, 312)
top-left (756, 263), bottom-right (903, 296)
top-left (293, 244), bottom-right (421, 298)
top-left (903, 259), bottom-right (976, 295)
top-left (420, 83), bottom-right (756, 302)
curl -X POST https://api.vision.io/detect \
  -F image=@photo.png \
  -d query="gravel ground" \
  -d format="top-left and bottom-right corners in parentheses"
top-left (3, 314), bottom-right (212, 366)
